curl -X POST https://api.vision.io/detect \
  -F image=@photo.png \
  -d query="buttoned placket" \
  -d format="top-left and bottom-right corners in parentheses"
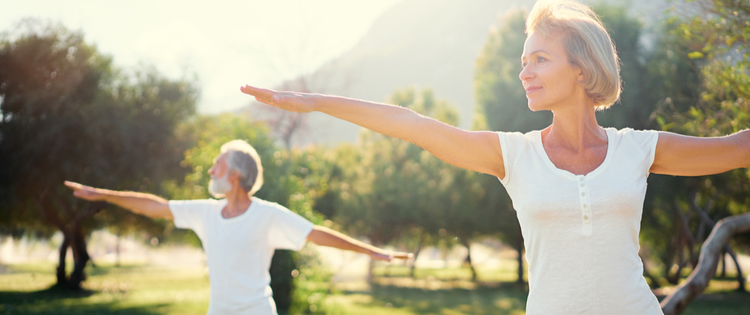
top-left (577, 175), bottom-right (592, 236)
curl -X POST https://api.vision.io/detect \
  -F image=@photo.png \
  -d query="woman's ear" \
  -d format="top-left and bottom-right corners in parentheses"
top-left (576, 67), bottom-right (585, 82)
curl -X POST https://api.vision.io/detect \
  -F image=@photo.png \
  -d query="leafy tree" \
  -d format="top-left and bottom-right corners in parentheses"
top-left (654, 0), bottom-right (750, 313)
top-left (0, 20), bottom-right (196, 289)
top-left (474, 10), bottom-right (550, 133)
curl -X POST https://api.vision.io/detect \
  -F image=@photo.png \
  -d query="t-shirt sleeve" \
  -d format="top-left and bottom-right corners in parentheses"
top-left (622, 129), bottom-right (660, 176)
top-left (641, 130), bottom-right (659, 176)
top-left (268, 205), bottom-right (315, 251)
top-left (644, 130), bottom-right (659, 171)
top-left (169, 199), bottom-right (216, 231)
top-left (495, 131), bottom-right (525, 186)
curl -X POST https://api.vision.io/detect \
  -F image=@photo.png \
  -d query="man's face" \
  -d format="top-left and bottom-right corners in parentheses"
top-left (208, 153), bottom-right (233, 198)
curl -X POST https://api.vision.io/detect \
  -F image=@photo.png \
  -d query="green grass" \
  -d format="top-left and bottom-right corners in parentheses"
top-left (0, 263), bottom-right (209, 315)
top-left (1, 262), bottom-right (748, 315)
top-left (326, 284), bottom-right (528, 315)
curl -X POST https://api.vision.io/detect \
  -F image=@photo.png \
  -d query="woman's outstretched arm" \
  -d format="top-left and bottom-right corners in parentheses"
top-left (240, 85), bottom-right (505, 178)
top-left (651, 130), bottom-right (750, 176)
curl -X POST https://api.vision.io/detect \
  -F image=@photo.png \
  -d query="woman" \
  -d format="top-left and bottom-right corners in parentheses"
top-left (240, 0), bottom-right (749, 313)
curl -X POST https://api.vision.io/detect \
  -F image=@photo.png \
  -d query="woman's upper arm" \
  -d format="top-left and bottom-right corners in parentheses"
top-left (408, 116), bottom-right (505, 178)
top-left (651, 130), bottom-right (750, 176)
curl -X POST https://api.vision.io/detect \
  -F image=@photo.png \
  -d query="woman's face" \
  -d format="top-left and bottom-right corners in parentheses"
top-left (519, 31), bottom-right (585, 112)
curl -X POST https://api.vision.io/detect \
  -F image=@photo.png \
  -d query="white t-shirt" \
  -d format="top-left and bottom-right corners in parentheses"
top-left (497, 128), bottom-right (663, 315)
top-left (169, 197), bottom-right (314, 315)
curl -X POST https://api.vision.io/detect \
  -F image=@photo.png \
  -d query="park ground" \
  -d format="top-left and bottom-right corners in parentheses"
top-left (0, 261), bottom-right (749, 315)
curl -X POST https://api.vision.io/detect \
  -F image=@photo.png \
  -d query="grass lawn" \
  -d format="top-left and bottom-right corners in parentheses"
top-left (0, 263), bottom-right (210, 315)
top-left (1, 263), bottom-right (748, 314)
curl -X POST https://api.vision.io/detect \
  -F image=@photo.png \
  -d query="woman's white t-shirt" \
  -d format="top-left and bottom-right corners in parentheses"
top-left (497, 128), bottom-right (663, 315)
top-left (169, 197), bottom-right (314, 315)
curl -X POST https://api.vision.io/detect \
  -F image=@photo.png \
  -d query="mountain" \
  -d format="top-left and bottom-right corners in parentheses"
top-left (242, 0), bottom-right (669, 147)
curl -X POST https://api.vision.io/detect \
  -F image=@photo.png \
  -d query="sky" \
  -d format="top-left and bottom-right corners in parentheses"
top-left (0, 0), bottom-right (402, 113)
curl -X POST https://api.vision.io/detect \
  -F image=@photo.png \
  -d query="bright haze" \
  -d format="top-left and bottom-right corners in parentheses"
top-left (0, 0), bottom-right (402, 114)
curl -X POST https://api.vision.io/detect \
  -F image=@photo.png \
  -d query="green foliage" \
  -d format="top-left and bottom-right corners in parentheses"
top-left (474, 9), bottom-right (550, 133)
top-left (0, 19), bottom-right (197, 244)
top-left (593, 4), bottom-right (657, 129)
top-left (655, 0), bottom-right (750, 249)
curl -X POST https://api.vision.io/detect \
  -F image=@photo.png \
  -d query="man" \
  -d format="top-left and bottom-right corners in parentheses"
top-left (65, 139), bottom-right (410, 315)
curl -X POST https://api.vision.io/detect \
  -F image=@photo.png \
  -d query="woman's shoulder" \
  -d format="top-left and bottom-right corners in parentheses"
top-left (608, 127), bottom-right (659, 152)
top-left (496, 129), bottom-right (542, 142)
top-left (608, 127), bottom-right (658, 140)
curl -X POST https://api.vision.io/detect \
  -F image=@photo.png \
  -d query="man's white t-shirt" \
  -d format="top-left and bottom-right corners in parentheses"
top-left (169, 197), bottom-right (314, 315)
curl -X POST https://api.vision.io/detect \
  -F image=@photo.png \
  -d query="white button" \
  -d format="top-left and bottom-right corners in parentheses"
top-left (580, 183), bottom-right (585, 187)
top-left (583, 215), bottom-right (589, 221)
top-left (579, 177), bottom-right (585, 182)
top-left (582, 204), bottom-right (588, 209)
top-left (581, 192), bottom-right (586, 197)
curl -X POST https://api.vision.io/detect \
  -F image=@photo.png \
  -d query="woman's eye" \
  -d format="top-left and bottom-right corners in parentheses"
top-left (537, 57), bottom-right (546, 62)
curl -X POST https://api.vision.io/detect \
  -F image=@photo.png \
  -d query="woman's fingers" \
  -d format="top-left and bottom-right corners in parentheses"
top-left (241, 84), bottom-right (314, 113)
top-left (64, 180), bottom-right (83, 191)
top-left (64, 181), bottom-right (102, 201)
top-left (240, 85), bottom-right (275, 103)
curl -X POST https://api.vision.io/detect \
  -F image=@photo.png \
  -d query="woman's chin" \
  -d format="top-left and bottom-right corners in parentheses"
top-left (527, 102), bottom-right (547, 112)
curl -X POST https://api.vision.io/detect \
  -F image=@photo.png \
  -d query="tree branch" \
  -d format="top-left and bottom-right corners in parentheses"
top-left (660, 212), bottom-right (750, 315)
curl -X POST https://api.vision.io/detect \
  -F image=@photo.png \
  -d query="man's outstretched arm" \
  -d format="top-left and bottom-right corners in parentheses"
top-left (64, 181), bottom-right (173, 220)
top-left (306, 226), bottom-right (412, 262)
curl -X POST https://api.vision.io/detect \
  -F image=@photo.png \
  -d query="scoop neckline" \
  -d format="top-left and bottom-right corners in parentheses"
top-left (533, 127), bottom-right (615, 179)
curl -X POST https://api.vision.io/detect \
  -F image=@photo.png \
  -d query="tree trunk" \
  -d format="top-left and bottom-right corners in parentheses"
top-left (515, 234), bottom-right (525, 284)
top-left (666, 231), bottom-right (687, 285)
top-left (367, 256), bottom-right (376, 284)
top-left (115, 234), bottom-right (121, 267)
top-left (660, 212), bottom-right (750, 315)
top-left (723, 247), bottom-right (746, 292)
top-left (56, 235), bottom-right (70, 286)
top-left (461, 239), bottom-right (477, 282)
top-left (68, 228), bottom-right (90, 289)
top-left (410, 236), bottom-right (424, 278)
top-left (41, 198), bottom-right (104, 290)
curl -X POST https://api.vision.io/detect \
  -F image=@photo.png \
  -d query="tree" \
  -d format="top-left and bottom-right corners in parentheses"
top-left (0, 20), bottom-right (196, 290)
top-left (655, 0), bottom-right (750, 313)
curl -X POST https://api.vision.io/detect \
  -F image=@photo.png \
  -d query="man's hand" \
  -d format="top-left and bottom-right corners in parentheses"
top-left (63, 180), bottom-right (172, 219)
top-left (306, 226), bottom-right (413, 262)
top-left (369, 249), bottom-right (414, 262)
top-left (65, 181), bottom-right (107, 202)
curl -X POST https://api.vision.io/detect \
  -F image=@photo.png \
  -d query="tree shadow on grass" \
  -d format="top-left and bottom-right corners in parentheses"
top-left (341, 282), bottom-right (528, 315)
top-left (0, 286), bottom-right (167, 315)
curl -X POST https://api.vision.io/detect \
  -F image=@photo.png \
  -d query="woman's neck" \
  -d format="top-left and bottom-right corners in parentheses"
top-left (545, 98), bottom-right (606, 151)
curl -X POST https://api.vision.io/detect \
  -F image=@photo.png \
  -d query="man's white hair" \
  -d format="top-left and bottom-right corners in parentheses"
top-left (220, 140), bottom-right (264, 195)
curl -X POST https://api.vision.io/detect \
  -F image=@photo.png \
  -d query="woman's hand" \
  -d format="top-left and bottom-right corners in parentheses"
top-left (239, 84), bottom-right (505, 178)
top-left (240, 85), bottom-right (316, 113)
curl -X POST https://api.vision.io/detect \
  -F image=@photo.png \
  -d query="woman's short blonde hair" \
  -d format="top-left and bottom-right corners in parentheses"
top-left (526, 0), bottom-right (621, 109)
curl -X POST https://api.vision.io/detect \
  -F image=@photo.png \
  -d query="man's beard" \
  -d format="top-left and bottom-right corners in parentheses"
top-left (208, 174), bottom-right (232, 198)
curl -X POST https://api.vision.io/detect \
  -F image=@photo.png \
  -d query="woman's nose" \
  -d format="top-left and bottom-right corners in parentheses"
top-left (519, 65), bottom-right (534, 82)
